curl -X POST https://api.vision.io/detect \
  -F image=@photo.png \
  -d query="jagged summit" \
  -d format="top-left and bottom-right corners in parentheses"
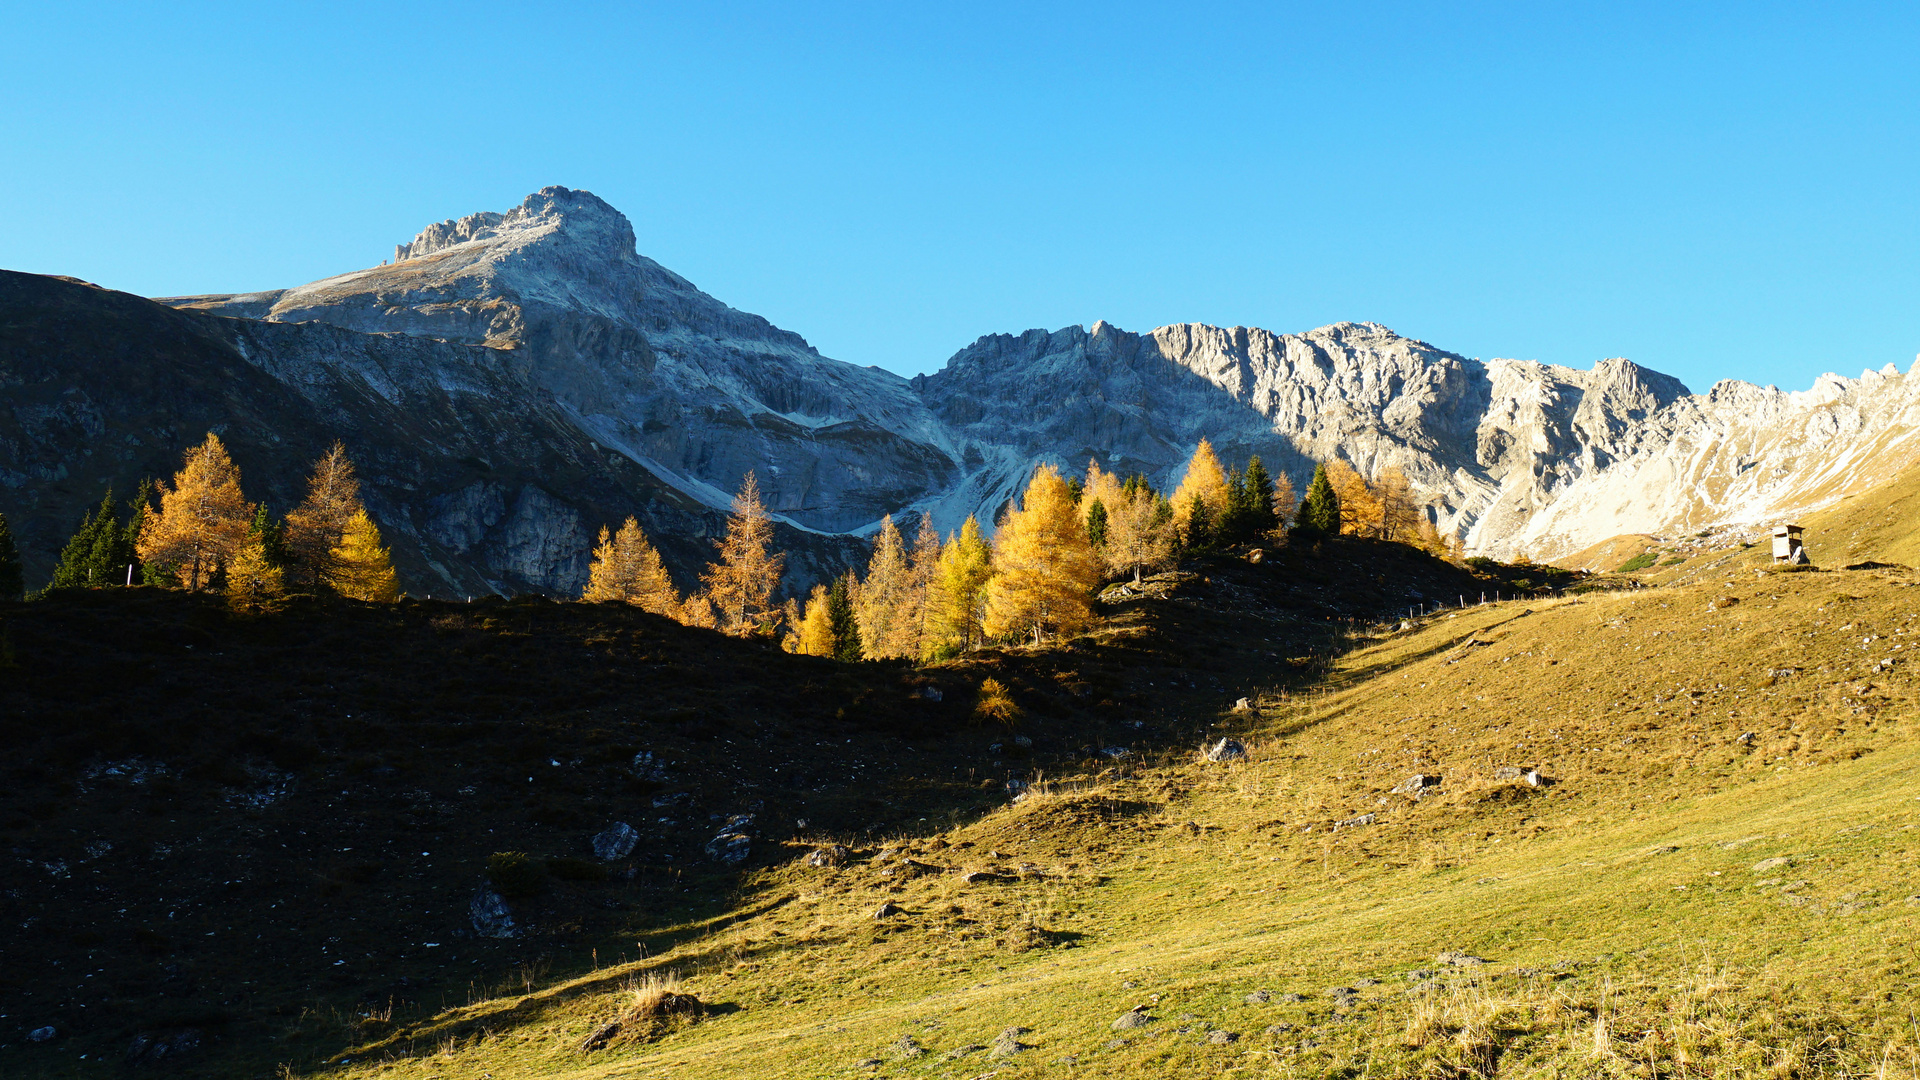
top-left (392, 185), bottom-right (636, 265)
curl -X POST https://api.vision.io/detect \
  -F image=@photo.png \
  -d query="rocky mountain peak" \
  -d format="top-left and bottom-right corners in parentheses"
top-left (392, 185), bottom-right (637, 269)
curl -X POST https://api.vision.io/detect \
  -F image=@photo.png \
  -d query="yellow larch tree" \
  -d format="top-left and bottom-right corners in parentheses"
top-left (1326, 461), bottom-right (1381, 537)
top-left (137, 432), bottom-right (253, 592)
top-left (582, 517), bottom-right (681, 615)
top-left (698, 471), bottom-right (785, 635)
top-left (1169, 438), bottom-right (1231, 534)
top-left (1271, 471), bottom-right (1298, 526)
top-left (925, 515), bottom-right (993, 655)
top-left (1103, 485), bottom-right (1175, 583)
top-left (331, 509), bottom-right (399, 601)
top-left (854, 515), bottom-right (914, 658)
top-left (905, 515), bottom-right (942, 657)
top-left (794, 583), bottom-right (835, 656)
top-left (285, 441), bottom-right (364, 591)
top-left (225, 535), bottom-right (284, 610)
top-left (1375, 465), bottom-right (1423, 540)
top-left (982, 465), bottom-right (1100, 644)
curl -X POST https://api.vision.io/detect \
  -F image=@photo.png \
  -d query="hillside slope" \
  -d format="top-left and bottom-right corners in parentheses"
top-left (317, 568), bottom-right (1919, 1079)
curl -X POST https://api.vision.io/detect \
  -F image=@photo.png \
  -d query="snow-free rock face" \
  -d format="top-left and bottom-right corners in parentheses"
top-left (105, 184), bottom-right (1920, 576)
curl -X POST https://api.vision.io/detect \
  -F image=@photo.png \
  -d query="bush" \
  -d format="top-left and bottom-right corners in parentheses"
top-left (1616, 552), bottom-right (1658, 573)
top-left (486, 851), bottom-right (547, 897)
top-left (1465, 557), bottom-right (1500, 572)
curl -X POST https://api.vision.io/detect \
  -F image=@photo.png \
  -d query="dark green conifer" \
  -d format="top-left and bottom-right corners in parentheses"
top-left (1086, 497), bottom-right (1109, 548)
top-left (1184, 493), bottom-right (1215, 551)
top-left (826, 572), bottom-right (863, 662)
top-left (1296, 463), bottom-right (1342, 536)
top-left (0, 511), bottom-right (22, 600)
top-left (49, 491), bottom-right (117, 590)
top-left (248, 503), bottom-right (291, 569)
top-left (1242, 456), bottom-right (1278, 534)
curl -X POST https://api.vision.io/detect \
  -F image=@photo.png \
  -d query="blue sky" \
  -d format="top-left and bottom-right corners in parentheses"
top-left (4, 2), bottom-right (1918, 391)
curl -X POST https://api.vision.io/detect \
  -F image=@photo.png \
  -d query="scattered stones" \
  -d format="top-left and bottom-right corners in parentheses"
top-left (945, 1043), bottom-right (986, 1060)
top-left (919, 686), bottom-right (944, 702)
top-left (1244, 990), bottom-right (1271, 1004)
top-left (805, 845), bottom-right (851, 868)
top-left (889, 1034), bottom-right (924, 1060)
top-left (579, 1021), bottom-right (620, 1051)
top-left (1355, 977), bottom-right (1380, 987)
top-left (126, 1028), bottom-right (203, 1064)
top-left (1493, 765), bottom-right (1527, 781)
top-left (873, 902), bottom-right (902, 920)
top-left (1404, 969), bottom-right (1434, 981)
top-left (1102, 1037), bottom-right (1127, 1050)
top-left (854, 1057), bottom-right (882, 1068)
top-left (469, 885), bottom-right (518, 939)
top-left (28, 1026), bottom-right (55, 1042)
top-left (1264, 1023), bottom-right (1294, 1035)
top-left (962, 870), bottom-right (1015, 884)
top-left (988, 1026), bottom-right (1031, 1059)
top-left (591, 822), bottom-right (639, 861)
top-left (1013, 735), bottom-right (1033, 748)
top-left (1436, 950), bottom-right (1485, 966)
top-left (630, 751), bottom-right (670, 781)
top-left (1333, 812), bottom-right (1377, 831)
top-left (1752, 856), bottom-right (1795, 873)
top-left (705, 815), bottom-right (754, 866)
top-left (1111, 1007), bottom-right (1155, 1030)
top-left (1203, 738), bottom-right (1247, 763)
top-left (1279, 992), bottom-right (1307, 1003)
top-left (1101, 746), bottom-right (1131, 758)
top-left (1391, 774), bottom-right (1440, 795)
top-left (1206, 1030), bottom-right (1239, 1045)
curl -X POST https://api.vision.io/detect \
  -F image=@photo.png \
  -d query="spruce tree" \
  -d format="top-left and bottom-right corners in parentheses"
top-left (1220, 467), bottom-right (1252, 541)
top-left (49, 495), bottom-right (110, 590)
top-left (1297, 463), bottom-right (1342, 536)
top-left (1183, 493), bottom-right (1215, 551)
top-left (1242, 456), bottom-right (1278, 534)
top-left (0, 510), bottom-right (22, 600)
top-left (248, 504), bottom-right (291, 569)
top-left (1086, 497), bottom-right (1109, 549)
top-left (826, 572), bottom-right (863, 661)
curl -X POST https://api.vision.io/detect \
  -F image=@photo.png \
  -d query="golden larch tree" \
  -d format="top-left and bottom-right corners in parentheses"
top-left (285, 441), bottom-right (364, 591)
top-left (582, 517), bottom-right (680, 615)
top-left (982, 465), bottom-right (1100, 644)
top-left (1375, 465), bottom-right (1422, 540)
top-left (1271, 471), bottom-right (1298, 526)
top-left (1103, 485), bottom-right (1175, 583)
top-left (1326, 461), bottom-right (1381, 537)
top-left (925, 515), bottom-right (993, 655)
top-left (794, 583), bottom-right (835, 656)
top-left (698, 471), bottom-right (785, 634)
top-left (1169, 439), bottom-right (1231, 534)
top-left (854, 515), bottom-right (915, 658)
top-left (331, 509), bottom-right (399, 601)
top-left (225, 535), bottom-right (284, 609)
top-left (904, 515), bottom-right (942, 656)
top-left (137, 432), bottom-right (253, 592)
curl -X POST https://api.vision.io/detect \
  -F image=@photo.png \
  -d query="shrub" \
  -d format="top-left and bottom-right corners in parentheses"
top-left (1616, 552), bottom-right (1658, 573)
top-left (486, 851), bottom-right (547, 897)
top-left (974, 677), bottom-right (1023, 731)
top-left (1464, 556), bottom-right (1500, 572)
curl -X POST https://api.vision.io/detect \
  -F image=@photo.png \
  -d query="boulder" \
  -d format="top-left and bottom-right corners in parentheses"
top-left (126, 1028), bottom-right (203, 1064)
top-left (591, 822), bottom-right (639, 861)
top-left (805, 845), bottom-right (851, 868)
top-left (470, 885), bottom-right (518, 939)
top-left (988, 1026), bottom-right (1031, 1059)
top-left (1207, 1030), bottom-right (1239, 1045)
top-left (1233, 697), bottom-right (1254, 712)
top-left (1391, 774), bottom-right (1440, 795)
top-left (1436, 950), bottom-right (1485, 966)
top-left (1204, 738), bottom-right (1247, 763)
top-left (579, 1022), bottom-right (620, 1051)
top-left (27, 1026), bottom-right (55, 1042)
top-left (1111, 1007), bottom-right (1155, 1030)
top-left (1244, 990), bottom-right (1271, 1004)
top-left (1333, 812), bottom-right (1377, 831)
top-left (873, 902), bottom-right (902, 920)
top-left (705, 814), bottom-right (754, 866)
top-left (889, 1035), bottom-right (925, 1060)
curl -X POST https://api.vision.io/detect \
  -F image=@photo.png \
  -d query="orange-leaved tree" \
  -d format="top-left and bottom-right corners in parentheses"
top-left (1102, 483), bottom-right (1175, 583)
top-left (285, 441), bottom-right (364, 591)
top-left (137, 432), bottom-right (253, 592)
top-left (1169, 438), bottom-right (1231, 542)
top-left (699, 471), bottom-right (785, 634)
top-left (583, 516), bottom-right (680, 615)
top-left (982, 464), bottom-right (1100, 644)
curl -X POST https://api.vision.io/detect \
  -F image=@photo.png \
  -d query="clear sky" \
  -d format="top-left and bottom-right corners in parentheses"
top-left (5, 2), bottom-right (1918, 392)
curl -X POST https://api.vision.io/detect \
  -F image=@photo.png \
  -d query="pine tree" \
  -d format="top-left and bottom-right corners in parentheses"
top-left (1242, 457), bottom-right (1279, 535)
top-left (247, 504), bottom-right (291, 567)
top-left (1219, 467), bottom-right (1253, 541)
top-left (50, 491), bottom-right (116, 590)
top-left (1296, 463), bottom-right (1342, 536)
top-left (1103, 485), bottom-right (1174, 583)
top-left (582, 517), bottom-right (681, 615)
top-left (0, 510), bottom-right (22, 600)
top-left (826, 572), bottom-right (863, 661)
top-left (137, 433), bottom-right (253, 593)
top-left (1086, 497), bottom-right (1109, 548)
top-left (854, 515), bottom-right (914, 658)
top-left (330, 509), bottom-right (399, 602)
top-left (699, 471), bottom-right (785, 635)
top-left (286, 442), bottom-right (364, 592)
top-left (925, 515), bottom-right (993, 655)
top-left (1183, 492), bottom-right (1216, 551)
top-left (982, 465), bottom-right (1100, 644)
top-left (1168, 439), bottom-right (1231, 537)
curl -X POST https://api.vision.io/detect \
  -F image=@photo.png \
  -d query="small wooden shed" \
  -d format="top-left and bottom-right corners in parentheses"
top-left (1772, 524), bottom-right (1806, 565)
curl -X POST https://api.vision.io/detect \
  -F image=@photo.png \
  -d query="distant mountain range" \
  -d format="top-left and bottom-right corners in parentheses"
top-left (3, 185), bottom-right (1914, 593)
